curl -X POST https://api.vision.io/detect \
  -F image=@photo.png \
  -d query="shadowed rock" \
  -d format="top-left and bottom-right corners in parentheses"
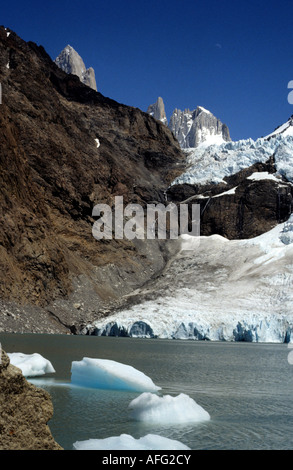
top-left (0, 349), bottom-right (62, 450)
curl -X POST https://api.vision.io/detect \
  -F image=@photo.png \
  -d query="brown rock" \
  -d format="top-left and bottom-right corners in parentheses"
top-left (0, 350), bottom-right (62, 450)
top-left (0, 27), bottom-right (185, 325)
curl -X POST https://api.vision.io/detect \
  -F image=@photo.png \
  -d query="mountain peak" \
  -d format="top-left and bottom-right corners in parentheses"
top-left (147, 97), bottom-right (168, 126)
top-left (169, 106), bottom-right (231, 149)
top-left (55, 45), bottom-right (97, 91)
top-left (147, 98), bottom-right (231, 148)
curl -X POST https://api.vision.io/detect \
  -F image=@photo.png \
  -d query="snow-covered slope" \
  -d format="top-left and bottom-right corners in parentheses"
top-left (264, 116), bottom-right (293, 139)
top-left (86, 217), bottom-right (293, 343)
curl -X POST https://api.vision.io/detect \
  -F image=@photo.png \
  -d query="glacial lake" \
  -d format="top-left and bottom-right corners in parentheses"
top-left (1, 333), bottom-right (293, 451)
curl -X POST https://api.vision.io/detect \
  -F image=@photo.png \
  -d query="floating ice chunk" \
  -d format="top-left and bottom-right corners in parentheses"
top-left (129, 392), bottom-right (210, 424)
top-left (7, 352), bottom-right (55, 377)
top-left (73, 433), bottom-right (190, 450)
top-left (71, 357), bottom-right (161, 392)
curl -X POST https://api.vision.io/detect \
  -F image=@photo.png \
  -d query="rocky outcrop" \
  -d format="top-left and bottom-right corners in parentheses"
top-left (147, 97), bottom-right (168, 126)
top-left (168, 106), bottom-right (231, 148)
top-left (0, 349), bottom-right (62, 450)
top-left (168, 157), bottom-right (293, 239)
top-left (55, 44), bottom-right (97, 91)
top-left (0, 27), bottom-right (185, 333)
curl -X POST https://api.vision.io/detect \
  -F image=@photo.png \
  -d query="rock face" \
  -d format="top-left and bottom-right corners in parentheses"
top-left (55, 44), bottom-right (97, 91)
top-left (0, 349), bottom-right (62, 450)
top-left (168, 157), bottom-right (293, 239)
top-left (147, 97), bottom-right (168, 126)
top-left (0, 27), bottom-right (185, 333)
top-left (168, 106), bottom-right (231, 148)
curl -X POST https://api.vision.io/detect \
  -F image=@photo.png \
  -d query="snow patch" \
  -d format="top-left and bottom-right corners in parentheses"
top-left (247, 171), bottom-right (281, 182)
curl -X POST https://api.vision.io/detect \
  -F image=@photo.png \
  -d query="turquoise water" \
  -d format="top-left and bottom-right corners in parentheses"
top-left (1, 333), bottom-right (293, 450)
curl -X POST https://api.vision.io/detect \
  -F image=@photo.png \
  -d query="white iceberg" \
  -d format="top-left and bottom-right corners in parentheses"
top-left (129, 392), bottom-right (210, 424)
top-left (73, 433), bottom-right (190, 450)
top-left (7, 352), bottom-right (55, 377)
top-left (70, 357), bottom-right (161, 392)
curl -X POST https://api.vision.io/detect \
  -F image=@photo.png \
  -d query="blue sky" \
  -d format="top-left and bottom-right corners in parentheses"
top-left (2, 0), bottom-right (293, 141)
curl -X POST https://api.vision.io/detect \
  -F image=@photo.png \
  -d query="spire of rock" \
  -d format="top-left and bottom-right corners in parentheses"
top-left (55, 45), bottom-right (97, 91)
top-left (147, 97), bottom-right (168, 126)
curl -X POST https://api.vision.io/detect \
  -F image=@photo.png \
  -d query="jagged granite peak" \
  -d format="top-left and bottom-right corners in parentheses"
top-left (169, 105), bottom-right (231, 148)
top-left (147, 97), bottom-right (168, 126)
top-left (55, 44), bottom-right (97, 91)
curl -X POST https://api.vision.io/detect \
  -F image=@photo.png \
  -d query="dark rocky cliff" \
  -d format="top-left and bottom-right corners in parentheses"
top-left (0, 349), bottom-right (62, 450)
top-left (0, 27), bottom-right (185, 333)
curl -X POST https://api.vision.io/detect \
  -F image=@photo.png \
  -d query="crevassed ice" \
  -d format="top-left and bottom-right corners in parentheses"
top-left (171, 134), bottom-right (293, 186)
top-left (71, 357), bottom-right (161, 392)
top-left (128, 392), bottom-right (210, 424)
top-left (7, 352), bottom-right (55, 377)
top-left (279, 214), bottom-right (293, 245)
top-left (73, 433), bottom-right (190, 450)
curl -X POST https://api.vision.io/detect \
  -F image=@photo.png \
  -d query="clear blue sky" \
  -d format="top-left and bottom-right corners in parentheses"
top-left (2, 0), bottom-right (293, 141)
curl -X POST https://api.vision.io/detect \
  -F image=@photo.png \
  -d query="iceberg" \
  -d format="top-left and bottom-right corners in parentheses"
top-left (129, 392), bottom-right (210, 424)
top-left (7, 352), bottom-right (55, 377)
top-left (70, 357), bottom-right (161, 392)
top-left (73, 433), bottom-right (190, 450)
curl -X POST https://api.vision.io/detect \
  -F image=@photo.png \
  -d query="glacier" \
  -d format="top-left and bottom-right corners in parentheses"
top-left (171, 132), bottom-right (293, 186)
top-left (7, 352), bottom-right (55, 377)
top-left (73, 433), bottom-right (190, 450)
top-left (86, 220), bottom-right (293, 343)
top-left (70, 357), bottom-right (161, 392)
top-left (82, 120), bottom-right (293, 344)
top-left (128, 392), bottom-right (210, 424)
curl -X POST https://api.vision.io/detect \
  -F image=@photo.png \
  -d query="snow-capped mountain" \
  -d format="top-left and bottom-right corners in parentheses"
top-left (168, 106), bottom-right (231, 148)
top-left (55, 45), bottom-right (97, 91)
top-left (147, 97), bottom-right (231, 148)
